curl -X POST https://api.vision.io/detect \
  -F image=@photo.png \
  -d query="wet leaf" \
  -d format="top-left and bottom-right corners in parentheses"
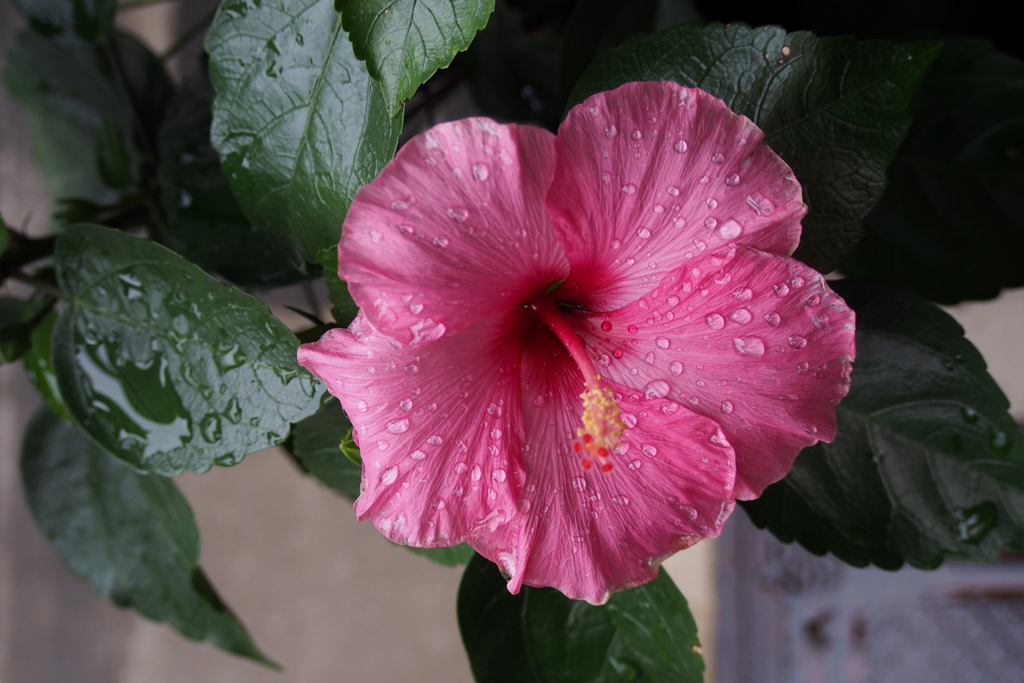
top-left (339, 0), bottom-right (494, 115)
top-left (205, 0), bottom-right (402, 263)
top-left (156, 72), bottom-right (313, 287)
top-left (458, 554), bottom-right (703, 682)
top-left (569, 22), bottom-right (939, 272)
top-left (21, 407), bottom-right (274, 665)
top-left (842, 38), bottom-right (1024, 304)
top-left (53, 224), bottom-right (324, 475)
top-left (744, 281), bottom-right (1024, 569)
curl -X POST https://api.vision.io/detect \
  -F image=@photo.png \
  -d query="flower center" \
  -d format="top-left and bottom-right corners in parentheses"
top-left (530, 299), bottom-right (624, 472)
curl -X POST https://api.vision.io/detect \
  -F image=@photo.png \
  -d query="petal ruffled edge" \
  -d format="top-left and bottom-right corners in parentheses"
top-left (548, 81), bottom-right (805, 312)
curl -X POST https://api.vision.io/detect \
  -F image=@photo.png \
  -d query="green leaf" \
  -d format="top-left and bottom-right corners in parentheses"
top-left (205, 0), bottom-right (403, 263)
top-left (458, 554), bottom-right (704, 682)
top-left (21, 310), bottom-right (73, 422)
top-left (20, 407), bottom-right (274, 665)
top-left (96, 117), bottom-right (134, 190)
top-left (569, 23), bottom-right (940, 273)
top-left (0, 295), bottom-right (54, 364)
top-left (841, 38), bottom-right (1024, 304)
top-left (288, 402), bottom-right (362, 499)
top-left (315, 246), bottom-right (359, 325)
top-left (743, 281), bottom-right (1024, 569)
top-left (339, 0), bottom-right (494, 115)
top-left (53, 224), bottom-right (324, 475)
top-left (3, 30), bottom-right (172, 208)
top-left (288, 404), bottom-right (473, 565)
top-left (156, 72), bottom-right (313, 287)
top-left (12, 0), bottom-right (116, 43)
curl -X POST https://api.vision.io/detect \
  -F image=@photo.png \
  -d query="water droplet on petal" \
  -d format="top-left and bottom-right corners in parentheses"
top-left (656, 337), bottom-right (670, 349)
top-left (669, 360), bottom-right (684, 376)
top-left (628, 459), bottom-right (642, 470)
top-left (716, 220), bottom-right (743, 240)
top-left (409, 303), bottom-right (424, 314)
top-left (447, 206), bottom-right (469, 222)
top-left (387, 418), bottom-right (410, 434)
top-left (427, 434), bottom-right (443, 446)
top-left (605, 124), bottom-right (618, 138)
top-left (621, 413), bottom-right (638, 428)
top-left (612, 349), bottom-right (623, 359)
top-left (644, 351), bottom-right (655, 365)
top-left (706, 198), bottom-right (718, 209)
top-left (572, 477), bottom-right (587, 491)
top-left (470, 464), bottom-right (482, 481)
top-left (622, 184), bottom-right (637, 195)
top-left (627, 324), bottom-right (639, 334)
top-left (711, 153), bottom-right (725, 164)
top-left (381, 467), bottom-right (398, 485)
top-left (490, 428), bottom-right (502, 440)
top-left (433, 236), bottom-right (449, 247)
top-left (681, 505), bottom-right (698, 521)
top-left (706, 313), bottom-right (725, 330)
top-left (644, 380), bottom-right (670, 399)
top-left (725, 173), bottom-right (741, 186)
top-left (729, 308), bottom-right (752, 324)
top-left (733, 336), bottom-right (766, 357)
top-left (765, 311), bottom-right (781, 327)
top-left (642, 444), bottom-right (658, 457)
top-left (789, 334), bottom-right (808, 349)
top-left (600, 320), bottom-right (613, 332)
top-left (631, 129), bottom-right (643, 140)
top-left (673, 139), bottom-right (688, 153)
top-left (410, 449), bottom-right (426, 461)
top-left (493, 469), bottom-right (507, 483)
top-left (369, 230), bottom-right (382, 243)
top-left (721, 400), bottom-right (734, 414)
top-left (636, 227), bottom-right (651, 239)
top-left (611, 495), bottom-right (630, 506)
top-left (472, 163), bottom-right (489, 181)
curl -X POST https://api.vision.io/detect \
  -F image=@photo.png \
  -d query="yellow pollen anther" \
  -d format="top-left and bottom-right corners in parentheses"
top-left (573, 378), bottom-right (624, 473)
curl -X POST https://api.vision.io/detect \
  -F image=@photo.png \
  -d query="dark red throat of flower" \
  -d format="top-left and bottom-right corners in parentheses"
top-left (530, 299), bottom-right (624, 473)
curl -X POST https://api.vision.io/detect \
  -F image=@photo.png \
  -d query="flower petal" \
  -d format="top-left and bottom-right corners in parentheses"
top-left (340, 119), bottom-right (569, 345)
top-left (297, 313), bottom-right (528, 546)
top-left (582, 246), bottom-right (855, 499)
top-left (474, 323), bottom-right (736, 604)
top-left (548, 81), bottom-right (805, 310)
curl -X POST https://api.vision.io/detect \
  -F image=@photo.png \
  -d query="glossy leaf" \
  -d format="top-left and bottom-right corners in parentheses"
top-left (458, 554), bottom-right (703, 682)
top-left (3, 30), bottom-right (172, 207)
top-left (20, 407), bottom-right (274, 665)
top-left (315, 246), bottom-right (359, 325)
top-left (12, 0), bottom-right (115, 43)
top-left (569, 22), bottom-right (940, 272)
top-left (156, 73), bottom-right (312, 287)
top-left (339, 0), bottom-right (494, 115)
top-left (205, 0), bottom-right (403, 263)
top-left (744, 281), bottom-right (1024, 569)
top-left (842, 38), bottom-right (1024, 304)
top-left (289, 403), bottom-right (473, 565)
top-left (53, 225), bottom-right (324, 475)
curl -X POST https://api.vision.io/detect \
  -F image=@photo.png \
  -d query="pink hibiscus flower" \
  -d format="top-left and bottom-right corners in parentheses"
top-left (298, 82), bottom-right (855, 604)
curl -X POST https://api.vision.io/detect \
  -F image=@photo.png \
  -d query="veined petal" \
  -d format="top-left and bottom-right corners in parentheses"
top-left (549, 82), bottom-right (804, 310)
top-left (474, 323), bottom-right (736, 604)
top-left (582, 246), bottom-right (855, 499)
top-left (340, 119), bottom-right (569, 345)
top-left (297, 314), bottom-right (528, 546)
